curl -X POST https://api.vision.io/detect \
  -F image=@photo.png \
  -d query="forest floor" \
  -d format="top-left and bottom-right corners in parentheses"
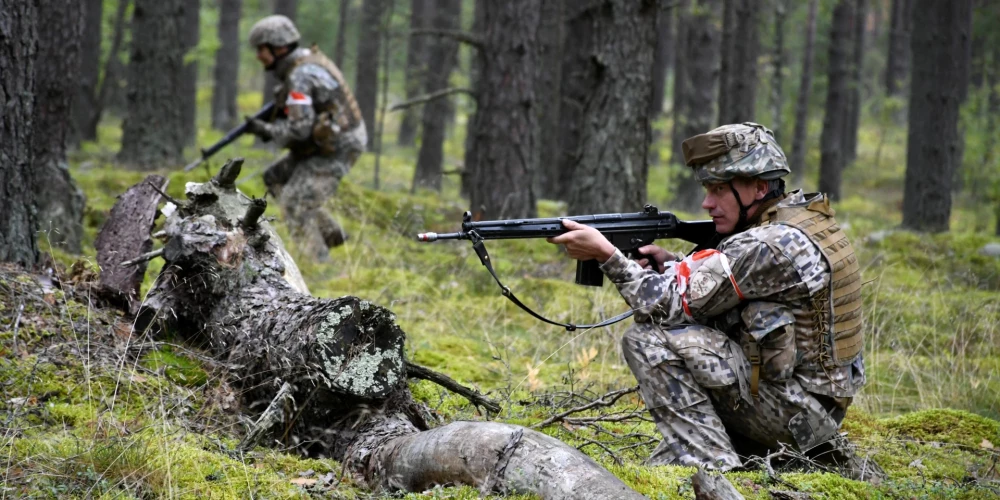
top-left (2, 93), bottom-right (999, 498)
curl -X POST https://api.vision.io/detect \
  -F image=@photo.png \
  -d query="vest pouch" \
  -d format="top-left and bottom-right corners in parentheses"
top-left (312, 111), bottom-right (340, 156)
top-left (741, 301), bottom-right (796, 383)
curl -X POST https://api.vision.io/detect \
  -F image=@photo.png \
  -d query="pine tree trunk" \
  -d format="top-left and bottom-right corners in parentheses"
top-left (104, 0), bottom-right (133, 117)
top-left (96, 0), bottom-right (131, 123)
top-left (770, 0), bottom-right (786, 142)
top-left (397, 0), bottom-right (430, 147)
top-left (335, 0), bottom-right (351, 64)
top-left (211, 0), bottom-right (242, 131)
top-left (650, 9), bottom-right (671, 117)
top-left (0, 0), bottom-right (39, 266)
top-left (901, 0), bottom-right (972, 232)
top-left (818, 0), bottom-right (852, 200)
top-left (411, 0), bottom-right (461, 192)
top-left (72, 0), bottom-right (104, 144)
top-left (885, 0), bottom-right (912, 97)
top-left (118, 0), bottom-right (187, 168)
top-left (535, 0), bottom-right (565, 199)
top-left (717, 0), bottom-right (760, 125)
top-left (790, 0), bottom-right (818, 186)
top-left (356, 0), bottom-right (385, 140)
top-left (672, 0), bottom-right (722, 212)
top-left (648, 5), bottom-right (672, 167)
top-left (566, 0), bottom-right (658, 215)
top-left (181, 0), bottom-right (201, 146)
top-left (33, 0), bottom-right (87, 254)
top-left (460, 0), bottom-right (487, 199)
top-left (551, 4), bottom-right (598, 202)
top-left (466, 1), bottom-right (539, 219)
top-left (843, 0), bottom-right (865, 165)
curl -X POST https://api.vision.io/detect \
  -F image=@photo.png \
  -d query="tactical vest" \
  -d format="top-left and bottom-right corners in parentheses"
top-left (276, 48), bottom-right (363, 154)
top-left (755, 194), bottom-right (864, 369)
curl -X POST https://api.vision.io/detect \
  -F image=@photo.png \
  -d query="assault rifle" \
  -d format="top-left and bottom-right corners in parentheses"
top-left (416, 205), bottom-right (717, 330)
top-left (183, 101), bottom-right (277, 172)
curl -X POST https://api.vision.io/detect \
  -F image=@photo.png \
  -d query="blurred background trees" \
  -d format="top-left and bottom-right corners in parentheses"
top-left (5, 0), bottom-right (1000, 263)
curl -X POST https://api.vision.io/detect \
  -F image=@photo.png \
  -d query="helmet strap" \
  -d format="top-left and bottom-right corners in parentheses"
top-left (726, 179), bottom-right (786, 233)
top-left (264, 42), bottom-right (298, 71)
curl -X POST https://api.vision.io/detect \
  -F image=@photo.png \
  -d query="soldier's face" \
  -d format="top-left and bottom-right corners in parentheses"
top-left (256, 45), bottom-right (275, 66)
top-left (701, 178), bottom-right (767, 234)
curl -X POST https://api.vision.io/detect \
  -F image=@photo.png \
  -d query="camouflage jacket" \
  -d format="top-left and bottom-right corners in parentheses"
top-left (601, 190), bottom-right (865, 398)
top-left (261, 47), bottom-right (366, 155)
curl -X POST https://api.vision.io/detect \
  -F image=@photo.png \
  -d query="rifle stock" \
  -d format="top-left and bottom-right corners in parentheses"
top-left (183, 101), bottom-right (277, 172)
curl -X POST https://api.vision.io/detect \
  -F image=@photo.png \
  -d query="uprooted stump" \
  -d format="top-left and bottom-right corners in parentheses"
top-left (99, 159), bottom-right (646, 500)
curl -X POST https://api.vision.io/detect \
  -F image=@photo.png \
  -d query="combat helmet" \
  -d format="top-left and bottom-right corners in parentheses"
top-left (249, 15), bottom-right (301, 48)
top-left (681, 122), bottom-right (790, 183)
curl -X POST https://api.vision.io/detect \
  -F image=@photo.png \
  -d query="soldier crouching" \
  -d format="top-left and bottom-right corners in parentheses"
top-left (548, 123), bottom-right (883, 481)
top-left (245, 15), bottom-right (367, 262)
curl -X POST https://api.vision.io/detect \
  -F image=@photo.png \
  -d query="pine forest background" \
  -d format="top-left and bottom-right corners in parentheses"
top-left (1, 0), bottom-right (1000, 498)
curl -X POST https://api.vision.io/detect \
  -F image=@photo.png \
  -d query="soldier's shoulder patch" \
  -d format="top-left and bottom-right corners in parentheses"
top-left (688, 272), bottom-right (719, 301)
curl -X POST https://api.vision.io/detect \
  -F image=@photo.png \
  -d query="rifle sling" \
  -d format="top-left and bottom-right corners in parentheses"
top-left (471, 237), bottom-right (634, 332)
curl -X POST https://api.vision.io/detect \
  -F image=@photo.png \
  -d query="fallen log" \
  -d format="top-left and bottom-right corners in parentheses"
top-left (100, 159), bottom-right (646, 499)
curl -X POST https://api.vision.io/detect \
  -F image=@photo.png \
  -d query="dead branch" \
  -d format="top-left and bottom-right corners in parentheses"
top-left (238, 381), bottom-right (293, 453)
top-left (389, 87), bottom-right (477, 112)
top-left (409, 28), bottom-right (483, 49)
top-left (119, 248), bottom-right (164, 267)
top-left (532, 386), bottom-right (640, 429)
top-left (405, 361), bottom-right (500, 414)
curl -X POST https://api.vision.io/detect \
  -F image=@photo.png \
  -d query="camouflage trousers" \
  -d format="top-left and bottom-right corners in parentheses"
top-left (621, 322), bottom-right (847, 470)
top-left (264, 152), bottom-right (357, 261)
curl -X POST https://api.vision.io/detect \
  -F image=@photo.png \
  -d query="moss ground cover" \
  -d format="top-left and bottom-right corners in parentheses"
top-left (2, 95), bottom-right (998, 497)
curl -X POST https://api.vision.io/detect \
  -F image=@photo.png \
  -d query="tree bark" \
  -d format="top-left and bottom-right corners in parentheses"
top-left (334, 0), bottom-right (351, 64)
top-left (789, 0), bottom-right (818, 185)
top-left (411, 0), bottom-right (462, 192)
top-left (356, 0), bottom-right (385, 140)
top-left (460, 0), bottom-right (487, 199)
top-left (211, 0), bottom-right (242, 131)
top-left (565, 0), bottom-right (658, 215)
top-left (843, 0), bottom-right (866, 165)
top-left (650, 7), bottom-right (671, 117)
top-left (818, 0), bottom-right (852, 200)
top-left (32, 0), bottom-right (87, 254)
top-left (99, 164), bottom-right (647, 500)
top-left (769, 0), bottom-right (786, 143)
top-left (885, 0), bottom-right (912, 97)
top-left (901, 0), bottom-right (973, 232)
top-left (551, 4), bottom-right (599, 203)
top-left (466, 1), bottom-right (540, 219)
top-left (97, 0), bottom-right (132, 121)
top-left (397, 0), bottom-right (431, 147)
top-left (181, 0), bottom-right (201, 146)
top-left (118, 0), bottom-right (187, 168)
top-left (0, 0), bottom-right (39, 267)
top-left (672, 0), bottom-right (722, 212)
top-left (72, 0), bottom-right (104, 145)
top-left (717, 0), bottom-right (760, 125)
top-left (535, 0), bottom-right (566, 199)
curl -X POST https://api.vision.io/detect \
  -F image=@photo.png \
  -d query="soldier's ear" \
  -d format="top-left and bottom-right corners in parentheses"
top-left (755, 179), bottom-right (769, 200)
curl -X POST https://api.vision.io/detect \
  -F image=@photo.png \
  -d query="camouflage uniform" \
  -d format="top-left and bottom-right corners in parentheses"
top-left (249, 16), bottom-right (367, 261)
top-left (601, 123), bottom-right (866, 471)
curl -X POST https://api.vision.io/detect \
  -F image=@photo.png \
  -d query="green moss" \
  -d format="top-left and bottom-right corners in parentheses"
top-left (142, 347), bottom-right (209, 387)
top-left (883, 409), bottom-right (1000, 449)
